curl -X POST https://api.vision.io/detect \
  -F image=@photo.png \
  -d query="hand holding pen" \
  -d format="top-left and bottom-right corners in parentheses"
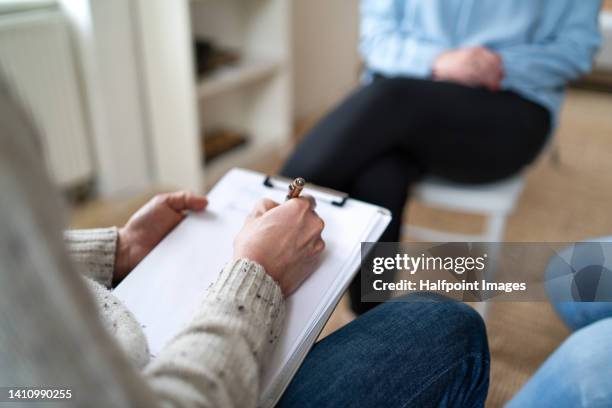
top-left (233, 176), bottom-right (325, 295)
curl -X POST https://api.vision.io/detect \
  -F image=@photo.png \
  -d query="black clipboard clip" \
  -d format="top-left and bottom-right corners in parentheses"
top-left (263, 175), bottom-right (349, 207)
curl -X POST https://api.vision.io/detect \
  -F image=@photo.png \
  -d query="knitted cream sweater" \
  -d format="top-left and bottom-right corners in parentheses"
top-left (0, 73), bottom-right (289, 407)
top-left (63, 227), bottom-right (286, 405)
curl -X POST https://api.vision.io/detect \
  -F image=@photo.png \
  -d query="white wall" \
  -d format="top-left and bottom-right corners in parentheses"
top-left (60, 0), bottom-right (151, 196)
top-left (292, 0), bottom-right (360, 120)
top-left (62, 0), bottom-right (201, 195)
top-left (133, 0), bottom-right (202, 192)
top-left (59, 0), bottom-right (359, 195)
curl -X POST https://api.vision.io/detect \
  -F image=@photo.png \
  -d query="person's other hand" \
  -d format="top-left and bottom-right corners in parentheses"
top-left (114, 191), bottom-right (208, 284)
top-left (433, 46), bottom-right (504, 91)
top-left (234, 197), bottom-right (325, 296)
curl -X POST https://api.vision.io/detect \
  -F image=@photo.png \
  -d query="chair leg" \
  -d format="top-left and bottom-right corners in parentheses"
top-left (550, 144), bottom-right (562, 168)
top-left (473, 302), bottom-right (490, 320)
top-left (482, 213), bottom-right (507, 283)
top-left (484, 213), bottom-right (508, 242)
top-left (478, 213), bottom-right (510, 321)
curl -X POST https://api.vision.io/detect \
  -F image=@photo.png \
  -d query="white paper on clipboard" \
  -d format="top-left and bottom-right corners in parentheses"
top-left (113, 168), bottom-right (391, 407)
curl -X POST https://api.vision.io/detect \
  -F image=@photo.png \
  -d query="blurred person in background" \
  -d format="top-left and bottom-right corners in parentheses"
top-left (0, 78), bottom-right (490, 407)
top-left (282, 0), bottom-right (603, 314)
top-left (507, 239), bottom-right (612, 407)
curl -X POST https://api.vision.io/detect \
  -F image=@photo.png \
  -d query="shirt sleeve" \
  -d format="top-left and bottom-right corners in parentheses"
top-left (499, 0), bottom-right (602, 90)
top-left (64, 227), bottom-right (118, 288)
top-left (359, 0), bottom-right (447, 78)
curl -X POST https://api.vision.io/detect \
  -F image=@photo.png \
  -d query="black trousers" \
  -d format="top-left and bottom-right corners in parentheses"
top-left (281, 77), bottom-right (551, 314)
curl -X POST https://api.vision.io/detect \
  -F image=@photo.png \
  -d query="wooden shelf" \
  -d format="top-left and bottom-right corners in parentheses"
top-left (197, 58), bottom-right (283, 101)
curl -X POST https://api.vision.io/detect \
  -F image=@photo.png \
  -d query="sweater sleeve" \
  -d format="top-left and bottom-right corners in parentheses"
top-left (63, 230), bottom-right (286, 406)
top-left (144, 259), bottom-right (285, 407)
top-left (2, 75), bottom-right (286, 408)
top-left (64, 227), bottom-right (118, 288)
top-left (3, 205), bottom-right (286, 408)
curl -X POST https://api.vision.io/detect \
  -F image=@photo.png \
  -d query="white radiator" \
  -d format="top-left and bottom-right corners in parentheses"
top-left (0, 8), bottom-right (94, 188)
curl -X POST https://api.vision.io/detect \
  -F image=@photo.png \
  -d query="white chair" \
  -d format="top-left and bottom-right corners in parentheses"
top-left (403, 175), bottom-right (525, 243)
top-left (403, 175), bottom-right (526, 318)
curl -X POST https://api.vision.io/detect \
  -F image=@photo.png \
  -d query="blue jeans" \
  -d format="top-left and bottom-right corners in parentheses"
top-left (507, 239), bottom-right (612, 408)
top-left (278, 294), bottom-right (490, 408)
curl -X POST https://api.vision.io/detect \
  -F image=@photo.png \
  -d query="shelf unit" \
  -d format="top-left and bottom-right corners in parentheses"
top-left (190, 0), bottom-right (292, 185)
top-left (197, 57), bottom-right (283, 100)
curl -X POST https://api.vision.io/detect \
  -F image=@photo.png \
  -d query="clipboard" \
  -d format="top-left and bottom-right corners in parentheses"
top-left (113, 168), bottom-right (391, 407)
top-left (262, 174), bottom-right (349, 207)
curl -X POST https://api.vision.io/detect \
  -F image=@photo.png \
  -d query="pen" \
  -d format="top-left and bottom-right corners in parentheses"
top-left (286, 177), bottom-right (306, 200)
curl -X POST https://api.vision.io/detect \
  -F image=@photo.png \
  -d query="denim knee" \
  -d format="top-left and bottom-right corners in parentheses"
top-left (375, 297), bottom-right (490, 407)
top-left (508, 317), bottom-right (612, 407)
top-left (435, 299), bottom-right (489, 355)
top-left (557, 317), bottom-right (612, 375)
top-left (382, 295), bottom-right (489, 356)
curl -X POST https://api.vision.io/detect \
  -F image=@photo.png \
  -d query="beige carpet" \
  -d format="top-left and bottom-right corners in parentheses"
top-left (70, 88), bottom-right (612, 407)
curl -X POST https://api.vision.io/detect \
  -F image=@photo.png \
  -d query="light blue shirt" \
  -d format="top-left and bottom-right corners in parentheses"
top-left (360, 0), bottom-right (602, 122)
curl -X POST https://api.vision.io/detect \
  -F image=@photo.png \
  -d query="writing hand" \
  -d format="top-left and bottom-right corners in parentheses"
top-left (234, 197), bottom-right (325, 296)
